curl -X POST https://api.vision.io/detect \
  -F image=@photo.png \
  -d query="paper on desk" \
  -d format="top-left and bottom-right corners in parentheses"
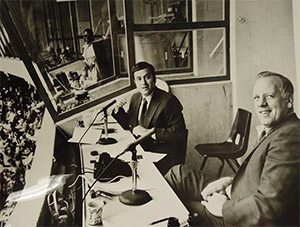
top-left (68, 127), bottom-right (101, 144)
top-left (95, 176), bottom-right (154, 195)
top-left (117, 152), bottom-right (166, 163)
top-left (103, 200), bottom-right (187, 226)
top-left (142, 152), bottom-right (167, 162)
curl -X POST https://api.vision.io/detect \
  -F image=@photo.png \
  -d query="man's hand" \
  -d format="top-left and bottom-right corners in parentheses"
top-left (113, 98), bottom-right (127, 114)
top-left (201, 193), bottom-right (229, 217)
top-left (201, 177), bottom-right (233, 200)
top-left (132, 125), bottom-right (150, 137)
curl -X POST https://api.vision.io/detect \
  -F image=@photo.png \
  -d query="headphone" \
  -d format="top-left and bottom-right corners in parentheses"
top-left (47, 190), bottom-right (73, 226)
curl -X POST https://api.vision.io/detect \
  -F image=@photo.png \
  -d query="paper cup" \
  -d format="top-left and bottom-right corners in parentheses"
top-left (87, 200), bottom-right (105, 226)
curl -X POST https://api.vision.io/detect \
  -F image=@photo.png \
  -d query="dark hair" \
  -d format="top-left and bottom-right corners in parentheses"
top-left (83, 28), bottom-right (93, 36)
top-left (131, 61), bottom-right (156, 81)
top-left (257, 71), bottom-right (294, 98)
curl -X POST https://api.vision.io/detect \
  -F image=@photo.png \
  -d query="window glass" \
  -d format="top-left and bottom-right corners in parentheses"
top-left (133, 0), bottom-right (188, 24)
top-left (0, 0), bottom-right (228, 119)
top-left (90, 0), bottom-right (109, 36)
top-left (117, 34), bottom-right (129, 74)
top-left (133, 0), bottom-right (224, 24)
top-left (192, 0), bottom-right (224, 22)
top-left (132, 31), bottom-right (191, 72)
top-left (56, 2), bottom-right (76, 65)
top-left (194, 28), bottom-right (226, 76)
top-left (0, 21), bottom-right (18, 57)
top-left (76, 0), bottom-right (91, 51)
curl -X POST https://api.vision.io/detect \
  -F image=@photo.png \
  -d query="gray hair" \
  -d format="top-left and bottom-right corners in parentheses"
top-left (257, 71), bottom-right (294, 99)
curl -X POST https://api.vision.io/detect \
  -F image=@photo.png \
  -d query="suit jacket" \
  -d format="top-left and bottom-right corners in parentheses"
top-left (223, 113), bottom-right (300, 226)
top-left (112, 87), bottom-right (187, 175)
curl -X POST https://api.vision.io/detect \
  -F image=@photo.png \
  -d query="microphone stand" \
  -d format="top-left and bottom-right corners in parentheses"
top-left (119, 147), bottom-right (152, 205)
top-left (97, 108), bottom-right (117, 145)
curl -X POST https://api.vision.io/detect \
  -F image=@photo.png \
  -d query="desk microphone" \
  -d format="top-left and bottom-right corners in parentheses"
top-left (97, 100), bottom-right (118, 145)
top-left (118, 128), bottom-right (156, 157)
top-left (118, 128), bottom-right (155, 206)
top-left (97, 99), bottom-right (116, 114)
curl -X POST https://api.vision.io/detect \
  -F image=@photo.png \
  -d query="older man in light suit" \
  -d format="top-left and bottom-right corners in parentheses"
top-left (166, 71), bottom-right (300, 226)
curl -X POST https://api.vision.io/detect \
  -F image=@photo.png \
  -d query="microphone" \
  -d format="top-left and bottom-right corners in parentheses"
top-left (97, 99), bottom-right (116, 114)
top-left (128, 128), bottom-right (156, 148)
top-left (118, 128), bottom-right (156, 157)
top-left (118, 128), bottom-right (156, 206)
top-left (97, 99), bottom-right (118, 145)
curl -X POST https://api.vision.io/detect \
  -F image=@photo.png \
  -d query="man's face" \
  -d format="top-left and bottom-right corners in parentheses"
top-left (253, 76), bottom-right (292, 129)
top-left (133, 68), bottom-right (156, 97)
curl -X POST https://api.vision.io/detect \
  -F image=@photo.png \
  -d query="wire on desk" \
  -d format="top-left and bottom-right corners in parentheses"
top-left (105, 175), bottom-right (129, 183)
top-left (81, 155), bottom-right (121, 203)
top-left (68, 174), bottom-right (92, 188)
top-left (77, 113), bottom-right (104, 173)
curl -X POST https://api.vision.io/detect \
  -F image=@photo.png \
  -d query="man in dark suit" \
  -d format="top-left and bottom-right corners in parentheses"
top-left (112, 61), bottom-right (187, 175)
top-left (166, 71), bottom-right (299, 226)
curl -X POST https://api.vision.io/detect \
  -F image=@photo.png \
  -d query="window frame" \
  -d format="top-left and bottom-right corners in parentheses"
top-left (125, 0), bottom-right (230, 85)
top-left (0, 0), bottom-right (230, 123)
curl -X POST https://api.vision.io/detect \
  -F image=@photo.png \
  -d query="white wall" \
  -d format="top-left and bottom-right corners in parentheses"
top-left (171, 82), bottom-right (232, 171)
top-left (231, 0), bottom-right (298, 151)
top-left (293, 0), bottom-right (300, 112)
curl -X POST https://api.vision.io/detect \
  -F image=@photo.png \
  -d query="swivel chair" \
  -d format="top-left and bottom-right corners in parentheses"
top-left (195, 108), bottom-right (251, 177)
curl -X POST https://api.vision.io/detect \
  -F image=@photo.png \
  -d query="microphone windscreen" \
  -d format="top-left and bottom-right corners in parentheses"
top-left (98, 99), bottom-right (117, 114)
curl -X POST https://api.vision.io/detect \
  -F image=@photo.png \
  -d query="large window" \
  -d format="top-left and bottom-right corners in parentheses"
top-left (7, 0), bottom-right (229, 78)
top-left (0, 20), bottom-right (18, 58)
top-left (0, 0), bottom-right (229, 122)
top-left (130, 0), bottom-right (229, 81)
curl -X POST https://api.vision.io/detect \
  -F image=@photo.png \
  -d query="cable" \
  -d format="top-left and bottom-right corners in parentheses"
top-left (105, 175), bottom-right (129, 183)
top-left (68, 174), bottom-right (93, 188)
top-left (81, 154), bottom-right (122, 203)
top-left (78, 112), bottom-right (102, 145)
top-left (68, 175), bottom-right (84, 188)
top-left (78, 113), bottom-right (104, 173)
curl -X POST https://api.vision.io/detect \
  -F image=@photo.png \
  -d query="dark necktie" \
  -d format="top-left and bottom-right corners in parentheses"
top-left (139, 98), bottom-right (148, 126)
top-left (258, 130), bottom-right (266, 142)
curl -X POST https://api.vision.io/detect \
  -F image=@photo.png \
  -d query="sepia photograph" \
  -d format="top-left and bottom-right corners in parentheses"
top-left (0, 0), bottom-right (299, 226)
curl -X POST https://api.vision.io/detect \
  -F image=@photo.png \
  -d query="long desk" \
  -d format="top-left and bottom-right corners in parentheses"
top-left (79, 120), bottom-right (189, 226)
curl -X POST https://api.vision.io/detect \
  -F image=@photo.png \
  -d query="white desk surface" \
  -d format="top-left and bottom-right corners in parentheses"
top-left (79, 121), bottom-right (189, 226)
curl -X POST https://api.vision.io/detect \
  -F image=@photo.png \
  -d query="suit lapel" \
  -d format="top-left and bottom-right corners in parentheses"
top-left (237, 114), bottom-right (295, 171)
top-left (239, 136), bottom-right (267, 168)
top-left (231, 113), bottom-right (298, 194)
top-left (143, 89), bottom-right (161, 128)
top-left (131, 94), bottom-right (142, 127)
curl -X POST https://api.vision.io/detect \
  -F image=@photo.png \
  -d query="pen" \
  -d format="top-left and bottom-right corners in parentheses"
top-left (91, 189), bottom-right (113, 200)
top-left (97, 191), bottom-right (113, 200)
top-left (150, 217), bottom-right (169, 225)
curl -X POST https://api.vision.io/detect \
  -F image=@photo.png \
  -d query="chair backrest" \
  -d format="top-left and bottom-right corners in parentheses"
top-left (156, 78), bottom-right (170, 93)
top-left (227, 108), bottom-right (252, 157)
top-left (180, 129), bottom-right (189, 163)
